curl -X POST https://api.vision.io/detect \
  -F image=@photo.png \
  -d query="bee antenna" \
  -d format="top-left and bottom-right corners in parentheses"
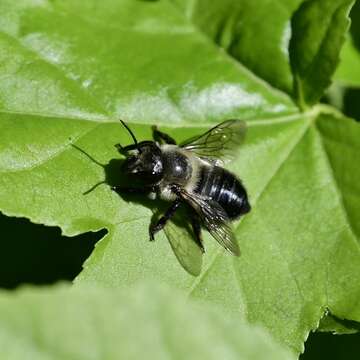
top-left (83, 181), bottom-right (106, 195)
top-left (120, 120), bottom-right (138, 148)
top-left (70, 144), bottom-right (105, 168)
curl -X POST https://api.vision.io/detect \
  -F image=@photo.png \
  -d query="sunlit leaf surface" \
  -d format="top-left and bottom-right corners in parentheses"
top-left (0, 0), bottom-right (359, 356)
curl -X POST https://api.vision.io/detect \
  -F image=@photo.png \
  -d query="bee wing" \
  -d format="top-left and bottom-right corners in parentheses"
top-left (180, 119), bottom-right (247, 164)
top-left (164, 220), bottom-right (203, 277)
top-left (179, 189), bottom-right (240, 256)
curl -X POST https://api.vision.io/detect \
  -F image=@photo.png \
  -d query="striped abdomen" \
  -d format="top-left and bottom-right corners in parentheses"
top-left (195, 165), bottom-right (250, 219)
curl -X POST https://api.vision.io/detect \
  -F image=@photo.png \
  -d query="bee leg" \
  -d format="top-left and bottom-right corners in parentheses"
top-left (114, 143), bottom-right (123, 152)
top-left (149, 199), bottom-right (181, 241)
top-left (190, 213), bottom-right (205, 253)
top-left (114, 143), bottom-right (138, 154)
top-left (152, 126), bottom-right (177, 145)
top-left (111, 185), bottom-right (152, 194)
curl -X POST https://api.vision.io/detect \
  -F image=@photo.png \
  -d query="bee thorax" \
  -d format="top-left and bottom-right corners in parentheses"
top-left (161, 146), bottom-right (193, 185)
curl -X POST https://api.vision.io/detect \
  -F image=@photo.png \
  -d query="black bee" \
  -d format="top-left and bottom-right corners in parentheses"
top-left (112, 120), bottom-right (251, 256)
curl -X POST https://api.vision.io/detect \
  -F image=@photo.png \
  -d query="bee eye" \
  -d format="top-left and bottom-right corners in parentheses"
top-left (127, 155), bottom-right (137, 163)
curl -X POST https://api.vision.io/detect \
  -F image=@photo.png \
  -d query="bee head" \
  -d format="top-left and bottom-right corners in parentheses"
top-left (122, 141), bottom-right (163, 184)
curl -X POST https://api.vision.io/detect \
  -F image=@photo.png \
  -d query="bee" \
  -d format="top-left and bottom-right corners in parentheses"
top-left (112, 120), bottom-right (251, 256)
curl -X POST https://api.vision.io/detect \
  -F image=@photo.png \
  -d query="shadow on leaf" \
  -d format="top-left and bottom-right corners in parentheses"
top-left (71, 144), bottom-right (203, 276)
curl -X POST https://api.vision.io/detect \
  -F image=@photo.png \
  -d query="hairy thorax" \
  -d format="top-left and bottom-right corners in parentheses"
top-left (158, 145), bottom-right (194, 201)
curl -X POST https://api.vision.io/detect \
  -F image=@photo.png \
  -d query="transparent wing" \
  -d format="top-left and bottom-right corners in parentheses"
top-left (179, 189), bottom-right (240, 256)
top-left (180, 119), bottom-right (247, 164)
top-left (164, 219), bottom-right (203, 277)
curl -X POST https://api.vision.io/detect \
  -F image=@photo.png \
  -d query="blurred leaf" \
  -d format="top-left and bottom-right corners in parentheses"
top-left (334, 36), bottom-right (360, 87)
top-left (0, 282), bottom-right (294, 360)
top-left (0, 0), bottom-right (359, 357)
top-left (170, 0), bottom-right (304, 93)
top-left (324, 2), bottom-right (360, 120)
top-left (289, 0), bottom-right (354, 107)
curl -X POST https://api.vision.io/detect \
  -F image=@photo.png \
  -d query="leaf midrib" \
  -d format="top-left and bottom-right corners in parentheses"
top-left (0, 108), bottom-right (301, 127)
top-left (1, 1), bottom-right (295, 125)
top-left (0, 110), bottom-right (304, 174)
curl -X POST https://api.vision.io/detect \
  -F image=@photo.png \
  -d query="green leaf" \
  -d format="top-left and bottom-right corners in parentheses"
top-left (324, 2), bottom-right (360, 118)
top-left (0, 282), bottom-right (294, 360)
top-left (0, 0), bottom-right (295, 123)
top-left (289, 0), bottom-right (354, 108)
top-left (170, 0), bottom-right (304, 94)
top-left (317, 313), bottom-right (360, 334)
top-left (168, 0), bottom-right (355, 105)
top-left (334, 35), bottom-right (360, 87)
top-left (0, 0), bottom-right (360, 356)
top-left (73, 108), bottom-right (360, 352)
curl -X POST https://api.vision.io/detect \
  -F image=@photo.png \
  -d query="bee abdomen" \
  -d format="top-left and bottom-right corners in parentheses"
top-left (196, 166), bottom-right (250, 219)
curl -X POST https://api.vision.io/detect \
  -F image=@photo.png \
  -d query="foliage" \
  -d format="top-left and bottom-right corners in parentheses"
top-left (0, 282), bottom-right (293, 360)
top-left (0, 0), bottom-right (359, 358)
